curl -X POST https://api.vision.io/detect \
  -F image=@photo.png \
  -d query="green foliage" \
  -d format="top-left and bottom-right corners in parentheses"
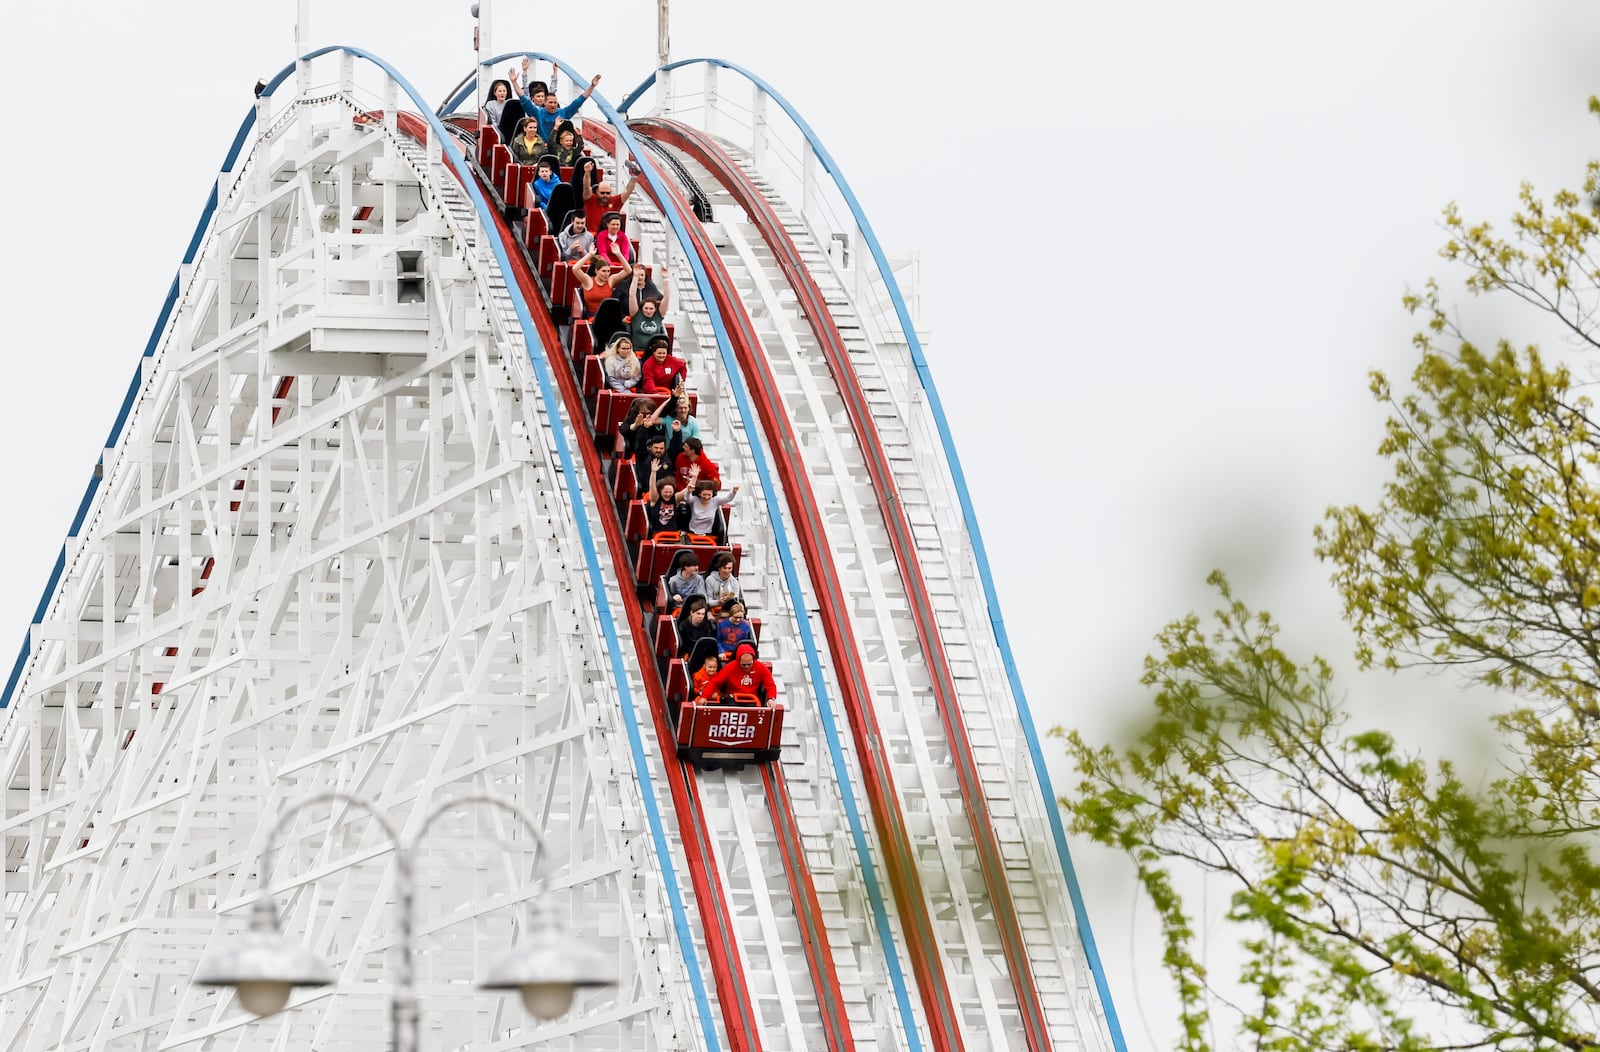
top-left (1060, 105), bottom-right (1600, 1051)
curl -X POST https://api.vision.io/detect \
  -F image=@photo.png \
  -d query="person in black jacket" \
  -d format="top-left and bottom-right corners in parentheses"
top-left (620, 397), bottom-right (673, 458)
top-left (633, 436), bottom-right (675, 500)
top-left (676, 596), bottom-right (719, 675)
top-left (550, 120), bottom-right (585, 167)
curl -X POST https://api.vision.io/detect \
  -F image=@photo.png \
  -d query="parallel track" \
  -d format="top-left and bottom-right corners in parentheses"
top-left (632, 117), bottom-right (1059, 1049)
top-left (585, 121), bottom-right (969, 1052)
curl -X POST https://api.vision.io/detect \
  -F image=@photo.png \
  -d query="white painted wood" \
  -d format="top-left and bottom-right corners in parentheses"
top-left (633, 185), bottom-right (907, 1049)
top-left (0, 86), bottom-right (693, 1052)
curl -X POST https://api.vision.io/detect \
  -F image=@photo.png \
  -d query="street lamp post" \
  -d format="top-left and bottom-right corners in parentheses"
top-left (195, 791), bottom-right (613, 1050)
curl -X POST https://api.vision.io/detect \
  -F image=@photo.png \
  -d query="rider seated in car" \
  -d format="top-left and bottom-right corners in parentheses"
top-left (696, 642), bottom-right (776, 705)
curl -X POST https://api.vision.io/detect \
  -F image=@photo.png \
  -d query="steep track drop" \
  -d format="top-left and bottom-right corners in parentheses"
top-left (435, 113), bottom-right (856, 1050)
top-left (631, 116), bottom-right (1056, 1051)
top-left (584, 120), bottom-right (969, 1051)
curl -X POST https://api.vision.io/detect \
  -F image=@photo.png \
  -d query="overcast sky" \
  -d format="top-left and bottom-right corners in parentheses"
top-left (3, 2), bottom-right (1599, 1045)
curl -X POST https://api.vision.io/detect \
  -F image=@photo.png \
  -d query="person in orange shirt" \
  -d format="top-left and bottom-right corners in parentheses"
top-left (690, 654), bottom-right (721, 696)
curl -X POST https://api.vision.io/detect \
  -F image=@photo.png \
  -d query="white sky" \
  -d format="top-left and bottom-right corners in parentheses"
top-left (3, 1), bottom-right (1598, 1045)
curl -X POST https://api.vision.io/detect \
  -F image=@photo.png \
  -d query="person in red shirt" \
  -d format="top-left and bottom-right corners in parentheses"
top-left (674, 437), bottom-right (719, 491)
top-left (696, 643), bottom-right (777, 705)
top-left (639, 334), bottom-right (687, 394)
top-left (584, 173), bottom-right (638, 233)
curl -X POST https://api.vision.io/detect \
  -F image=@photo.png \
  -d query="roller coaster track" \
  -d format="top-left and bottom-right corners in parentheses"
top-left (627, 58), bottom-right (1127, 1051)
top-left (483, 55), bottom-right (949, 1048)
top-left (427, 113), bottom-right (857, 1050)
top-left (628, 115), bottom-right (1057, 1050)
top-left (1, 42), bottom-right (1123, 1052)
top-left (462, 51), bottom-right (943, 1049)
top-left (582, 119), bottom-right (971, 1049)
top-left (448, 135), bottom-right (762, 1052)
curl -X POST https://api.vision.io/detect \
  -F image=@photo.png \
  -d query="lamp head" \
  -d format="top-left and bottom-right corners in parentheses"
top-left (477, 905), bottom-right (613, 1020)
top-left (194, 901), bottom-right (335, 1017)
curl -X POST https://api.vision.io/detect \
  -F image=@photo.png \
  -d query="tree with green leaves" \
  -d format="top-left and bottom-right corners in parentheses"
top-left (1061, 105), bottom-right (1600, 1052)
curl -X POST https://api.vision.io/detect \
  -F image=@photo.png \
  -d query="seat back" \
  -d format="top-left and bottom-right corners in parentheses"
top-left (525, 200), bottom-right (549, 241)
top-left (544, 183), bottom-right (578, 236)
top-left (664, 659), bottom-right (690, 716)
top-left (500, 162), bottom-right (523, 208)
top-left (590, 297), bottom-right (625, 347)
top-left (682, 635), bottom-right (719, 674)
top-left (581, 355), bottom-right (605, 400)
top-left (634, 536), bottom-right (733, 586)
top-left (477, 124), bottom-right (499, 168)
top-left (495, 103), bottom-right (524, 150)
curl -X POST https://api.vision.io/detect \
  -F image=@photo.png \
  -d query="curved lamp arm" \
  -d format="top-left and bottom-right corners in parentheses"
top-left (259, 790), bottom-right (402, 906)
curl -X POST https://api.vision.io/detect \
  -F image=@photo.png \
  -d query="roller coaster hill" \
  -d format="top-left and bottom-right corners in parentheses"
top-left (0, 44), bottom-right (1130, 1052)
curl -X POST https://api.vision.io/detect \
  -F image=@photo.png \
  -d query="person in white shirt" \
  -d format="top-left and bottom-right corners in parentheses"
top-left (685, 478), bottom-right (737, 543)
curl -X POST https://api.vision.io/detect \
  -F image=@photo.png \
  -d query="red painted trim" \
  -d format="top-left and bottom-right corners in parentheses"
top-left (679, 703), bottom-right (783, 751)
top-left (585, 123), bottom-right (968, 1051)
top-left (760, 762), bottom-right (853, 1051)
top-left (482, 191), bottom-right (764, 1052)
top-left (637, 119), bottom-right (1054, 1050)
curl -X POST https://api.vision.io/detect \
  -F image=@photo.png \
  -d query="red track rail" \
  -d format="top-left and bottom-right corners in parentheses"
top-left (634, 118), bottom-right (1055, 1050)
top-left (757, 763), bottom-right (852, 1050)
top-left (586, 123), bottom-right (968, 1050)
top-left (403, 112), bottom-right (815, 1050)
top-left (467, 162), bottom-right (760, 1052)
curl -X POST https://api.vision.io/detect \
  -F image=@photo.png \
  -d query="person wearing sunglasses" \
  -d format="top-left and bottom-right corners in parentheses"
top-left (583, 171), bottom-right (638, 232)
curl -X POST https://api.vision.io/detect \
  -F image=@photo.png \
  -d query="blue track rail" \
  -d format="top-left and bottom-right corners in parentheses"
top-left (618, 58), bottom-right (1130, 1052)
top-left (0, 119), bottom-right (257, 712)
top-left (1, 47), bottom-right (1120, 1050)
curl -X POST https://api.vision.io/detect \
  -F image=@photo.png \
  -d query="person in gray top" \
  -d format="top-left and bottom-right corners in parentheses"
top-left (664, 550), bottom-right (707, 612)
top-left (685, 478), bottom-right (738, 542)
top-left (557, 212), bottom-right (595, 262)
